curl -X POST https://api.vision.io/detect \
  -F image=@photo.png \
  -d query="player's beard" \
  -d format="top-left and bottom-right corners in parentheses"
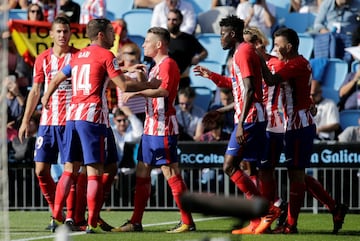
top-left (168, 25), bottom-right (180, 35)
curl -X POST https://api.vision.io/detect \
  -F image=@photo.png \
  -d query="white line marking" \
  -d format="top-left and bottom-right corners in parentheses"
top-left (11, 216), bottom-right (230, 241)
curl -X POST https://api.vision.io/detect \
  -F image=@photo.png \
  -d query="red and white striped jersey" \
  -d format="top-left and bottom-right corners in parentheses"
top-left (67, 45), bottom-right (123, 125)
top-left (79, 0), bottom-right (106, 24)
top-left (143, 57), bottom-right (180, 136)
top-left (277, 55), bottom-right (314, 130)
top-left (231, 42), bottom-right (265, 124)
top-left (264, 56), bottom-right (286, 133)
top-left (33, 47), bottom-right (78, 126)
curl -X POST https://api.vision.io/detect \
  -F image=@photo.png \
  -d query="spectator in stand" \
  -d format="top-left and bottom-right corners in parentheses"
top-left (0, 0), bottom-right (27, 11)
top-left (290, 0), bottom-right (322, 13)
top-left (113, 19), bottom-right (135, 51)
top-left (27, 3), bottom-right (45, 21)
top-left (338, 25), bottom-right (360, 111)
top-left (134, 0), bottom-right (162, 8)
top-left (176, 87), bottom-right (206, 141)
top-left (117, 42), bottom-right (147, 122)
top-left (212, 0), bottom-right (239, 8)
top-left (167, 9), bottom-right (208, 89)
top-left (310, 80), bottom-right (340, 141)
top-left (199, 110), bottom-right (230, 142)
top-left (210, 87), bottom-right (234, 134)
top-left (314, 0), bottom-right (360, 34)
top-left (338, 118), bottom-right (360, 142)
top-left (3, 31), bottom-right (31, 96)
top-left (151, 0), bottom-right (197, 35)
top-left (32, 0), bottom-right (58, 22)
top-left (79, 0), bottom-right (106, 24)
top-left (59, 0), bottom-right (81, 23)
top-left (5, 75), bottom-right (25, 142)
top-left (236, 0), bottom-right (276, 38)
top-left (111, 106), bottom-right (143, 170)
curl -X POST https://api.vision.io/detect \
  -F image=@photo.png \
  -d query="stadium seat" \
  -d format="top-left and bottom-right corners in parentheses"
top-left (339, 110), bottom-right (360, 130)
top-left (298, 33), bottom-right (314, 60)
top-left (321, 58), bottom-right (348, 103)
top-left (190, 60), bottom-right (223, 92)
top-left (265, 0), bottom-right (291, 25)
top-left (283, 12), bottom-right (316, 33)
top-left (187, 0), bottom-right (212, 15)
top-left (9, 9), bottom-right (27, 20)
top-left (107, 0), bottom-right (134, 19)
top-left (72, 0), bottom-right (85, 6)
top-left (192, 86), bottom-right (214, 112)
top-left (197, 33), bottom-right (229, 66)
top-left (197, 6), bottom-right (236, 34)
top-left (122, 9), bottom-right (153, 38)
top-left (351, 60), bottom-right (359, 72)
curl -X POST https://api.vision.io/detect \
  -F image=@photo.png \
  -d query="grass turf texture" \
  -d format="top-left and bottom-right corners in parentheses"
top-left (8, 211), bottom-right (360, 241)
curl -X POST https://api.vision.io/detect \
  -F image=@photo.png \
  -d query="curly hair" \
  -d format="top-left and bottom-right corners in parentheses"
top-left (201, 110), bottom-right (224, 131)
top-left (219, 15), bottom-right (244, 41)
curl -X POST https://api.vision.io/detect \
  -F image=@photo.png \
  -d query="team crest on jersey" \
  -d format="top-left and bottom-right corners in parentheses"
top-left (113, 58), bottom-right (120, 70)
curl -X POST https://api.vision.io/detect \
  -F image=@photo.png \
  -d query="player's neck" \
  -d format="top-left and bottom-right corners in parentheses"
top-left (153, 53), bottom-right (168, 64)
top-left (52, 45), bottom-right (70, 57)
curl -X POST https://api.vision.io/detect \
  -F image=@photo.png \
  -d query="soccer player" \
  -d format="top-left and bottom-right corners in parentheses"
top-left (193, 15), bottom-right (280, 235)
top-left (111, 27), bottom-right (195, 233)
top-left (259, 27), bottom-right (317, 234)
top-left (18, 16), bottom-right (79, 229)
top-left (41, 18), bottom-right (159, 234)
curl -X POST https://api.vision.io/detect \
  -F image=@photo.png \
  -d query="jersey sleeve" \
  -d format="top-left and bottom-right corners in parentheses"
top-left (33, 53), bottom-right (45, 84)
top-left (104, 51), bottom-right (123, 79)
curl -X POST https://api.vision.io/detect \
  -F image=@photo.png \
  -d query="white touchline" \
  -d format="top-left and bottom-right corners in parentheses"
top-left (11, 216), bottom-right (230, 241)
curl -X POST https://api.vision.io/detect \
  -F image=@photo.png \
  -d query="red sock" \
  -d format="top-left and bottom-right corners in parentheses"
top-left (87, 175), bottom-right (103, 227)
top-left (37, 174), bottom-right (56, 213)
top-left (53, 171), bottom-right (74, 221)
top-left (102, 173), bottom-right (115, 205)
top-left (65, 181), bottom-right (76, 220)
top-left (305, 175), bottom-right (336, 212)
top-left (230, 170), bottom-right (261, 199)
top-left (167, 174), bottom-right (193, 225)
top-left (74, 172), bottom-right (87, 224)
top-left (287, 182), bottom-right (305, 226)
top-left (258, 175), bottom-right (277, 202)
top-left (130, 177), bottom-right (151, 224)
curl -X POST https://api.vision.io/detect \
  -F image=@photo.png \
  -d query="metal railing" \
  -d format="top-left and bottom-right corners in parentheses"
top-left (8, 166), bottom-right (360, 212)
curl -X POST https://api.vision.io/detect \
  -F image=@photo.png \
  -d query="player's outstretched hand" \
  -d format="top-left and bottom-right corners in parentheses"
top-left (193, 65), bottom-right (212, 79)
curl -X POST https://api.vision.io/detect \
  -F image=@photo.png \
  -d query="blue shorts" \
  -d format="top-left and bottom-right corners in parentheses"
top-left (258, 131), bottom-right (284, 169)
top-left (284, 124), bottom-right (316, 169)
top-left (105, 127), bottom-right (118, 165)
top-left (64, 120), bottom-right (106, 165)
top-left (34, 125), bottom-right (66, 164)
top-left (137, 134), bottom-right (178, 166)
top-left (225, 122), bottom-right (266, 162)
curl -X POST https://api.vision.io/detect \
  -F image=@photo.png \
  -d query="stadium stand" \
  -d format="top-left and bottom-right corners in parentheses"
top-left (298, 32), bottom-right (314, 60)
top-left (320, 58), bottom-right (349, 103)
top-left (197, 33), bottom-right (229, 66)
top-left (9, 9), bottom-right (27, 20)
top-left (122, 8), bottom-right (153, 37)
top-left (339, 109), bottom-right (360, 130)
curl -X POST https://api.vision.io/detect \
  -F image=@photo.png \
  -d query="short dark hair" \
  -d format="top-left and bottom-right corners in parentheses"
top-left (147, 27), bottom-right (170, 45)
top-left (274, 27), bottom-right (299, 52)
top-left (87, 18), bottom-right (112, 40)
top-left (178, 86), bottom-right (195, 99)
top-left (52, 16), bottom-right (71, 28)
top-left (219, 15), bottom-right (244, 41)
top-left (114, 108), bottom-right (126, 117)
top-left (168, 9), bottom-right (183, 22)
